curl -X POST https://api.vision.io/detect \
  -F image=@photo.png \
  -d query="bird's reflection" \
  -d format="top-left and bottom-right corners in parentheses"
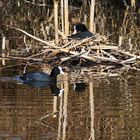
top-left (74, 82), bottom-right (87, 93)
top-left (0, 76), bottom-right (64, 96)
top-left (22, 81), bottom-right (64, 96)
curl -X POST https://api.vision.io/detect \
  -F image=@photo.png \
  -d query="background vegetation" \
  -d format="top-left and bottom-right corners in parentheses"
top-left (0, 0), bottom-right (140, 52)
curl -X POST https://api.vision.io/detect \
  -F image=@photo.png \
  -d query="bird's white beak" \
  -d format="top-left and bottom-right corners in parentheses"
top-left (73, 25), bottom-right (77, 34)
top-left (58, 66), bottom-right (64, 75)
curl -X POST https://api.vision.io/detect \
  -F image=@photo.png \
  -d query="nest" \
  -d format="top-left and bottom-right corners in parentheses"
top-left (3, 26), bottom-right (140, 77)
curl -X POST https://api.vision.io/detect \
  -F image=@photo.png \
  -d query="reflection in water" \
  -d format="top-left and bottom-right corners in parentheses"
top-left (22, 81), bottom-right (64, 96)
top-left (0, 70), bottom-right (140, 140)
top-left (73, 82), bottom-right (87, 92)
top-left (89, 81), bottom-right (95, 140)
top-left (0, 76), bottom-right (64, 96)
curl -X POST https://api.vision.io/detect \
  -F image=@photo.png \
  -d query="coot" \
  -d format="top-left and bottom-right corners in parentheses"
top-left (68, 23), bottom-right (94, 40)
top-left (19, 66), bottom-right (64, 82)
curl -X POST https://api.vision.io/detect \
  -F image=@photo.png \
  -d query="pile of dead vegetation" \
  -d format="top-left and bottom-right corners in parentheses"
top-left (1, 26), bottom-right (140, 77)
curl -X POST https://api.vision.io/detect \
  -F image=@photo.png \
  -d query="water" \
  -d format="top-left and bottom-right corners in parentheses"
top-left (0, 66), bottom-right (140, 140)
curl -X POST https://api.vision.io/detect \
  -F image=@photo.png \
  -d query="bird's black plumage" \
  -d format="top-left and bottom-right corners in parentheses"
top-left (19, 66), bottom-right (64, 82)
top-left (68, 23), bottom-right (94, 40)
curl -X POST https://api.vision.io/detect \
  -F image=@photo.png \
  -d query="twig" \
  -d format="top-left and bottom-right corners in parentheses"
top-left (121, 57), bottom-right (137, 64)
top-left (7, 25), bottom-right (60, 49)
top-left (62, 40), bottom-right (74, 48)
top-left (28, 49), bottom-right (58, 58)
top-left (101, 50), bottom-right (118, 61)
top-left (39, 112), bottom-right (58, 121)
top-left (117, 50), bottom-right (140, 58)
top-left (0, 63), bottom-right (26, 70)
top-left (61, 50), bottom-right (87, 62)
top-left (90, 45), bottom-right (119, 50)
top-left (59, 48), bottom-right (96, 62)
top-left (22, 0), bottom-right (52, 7)
top-left (1, 56), bottom-right (43, 62)
top-left (39, 112), bottom-right (58, 130)
top-left (63, 36), bottom-right (94, 50)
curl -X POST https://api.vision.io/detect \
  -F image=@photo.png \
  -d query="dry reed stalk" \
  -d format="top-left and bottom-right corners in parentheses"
top-left (90, 0), bottom-right (95, 32)
top-left (129, 37), bottom-right (133, 51)
top-left (119, 36), bottom-right (123, 46)
top-left (61, 0), bottom-right (64, 33)
top-left (54, 0), bottom-right (59, 44)
top-left (122, 6), bottom-right (129, 34)
top-left (83, 0), bottom-right (88, 26)
top-left (58, 29), bottom-right (67, 39)
top-left (64, 0), bottom-right (69, 35)
top-left (40, 23), bottom-right (47, 41)
top-left (131, 0), bottom-right (136, 8)
top-left (2, 36), bottom-right (6, 66)
top-left (2, 36), bottom-right (5, 50)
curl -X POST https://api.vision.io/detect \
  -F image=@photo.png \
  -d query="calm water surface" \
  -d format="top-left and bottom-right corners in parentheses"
top-left (0, 66), bottom-right (140, 140)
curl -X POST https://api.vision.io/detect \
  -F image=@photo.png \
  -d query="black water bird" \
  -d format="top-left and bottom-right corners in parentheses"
top-left (19, 66), bottom-right (64, 82)
top-left (68, 23), bottom-right (94, 40)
